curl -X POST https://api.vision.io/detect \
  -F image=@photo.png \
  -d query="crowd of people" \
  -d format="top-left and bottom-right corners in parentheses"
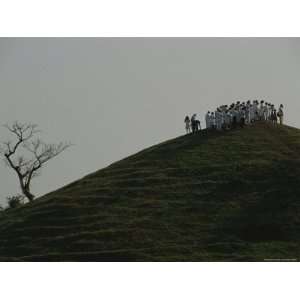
top-left (184, 100), bottom-right (284, 134)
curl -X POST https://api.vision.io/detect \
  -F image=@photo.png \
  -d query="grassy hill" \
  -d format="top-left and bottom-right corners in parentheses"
top-left (1, 122), bottom-right (300, 261)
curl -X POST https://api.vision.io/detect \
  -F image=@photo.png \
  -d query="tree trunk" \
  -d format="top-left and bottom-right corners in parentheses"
top-left (23, 189), bottom-right (35, 202)
top-left (18, 176), bottom-right (35, 202)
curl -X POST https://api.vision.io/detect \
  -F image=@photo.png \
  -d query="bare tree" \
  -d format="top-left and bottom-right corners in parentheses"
top-left (0, 121), bottom-right (71, 202)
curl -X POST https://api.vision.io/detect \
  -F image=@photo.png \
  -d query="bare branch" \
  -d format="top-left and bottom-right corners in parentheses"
top-left (2, 122), bottom-right (39, 158)
top-left (23, 140), bottom-right (71, 189)
top-left (1, 122), bottom-right (71, 202)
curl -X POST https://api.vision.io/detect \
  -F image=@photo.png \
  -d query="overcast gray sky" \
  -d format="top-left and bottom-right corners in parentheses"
top-left (0, 38), bottom-right (300, 205)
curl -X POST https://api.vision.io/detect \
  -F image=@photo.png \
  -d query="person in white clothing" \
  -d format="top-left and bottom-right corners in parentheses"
top-left (184, 116), bottom-right (191, 134)
top-left (252, 100), bottom-right (257, 121)
top-left (263, 103), bottom-right (268, 121)
top-left (249, 104), bottom-right (254, 123)
top-left (225, 110), bottom-right (232, 129)
top-left (259, 100), bottom-right (265, 120)
top-left (215, 109), bottom-right (222, 130)
top-left (205, 111), bottom-right (211, 129)
top-left (210, 112), bottom-right (216, 129)
top-left (278, 104), bottom-right (284, 125)
top-left (200, 98), bottom-right (283, 137)
top-left (221, 110), bottom-right (226, 129)
top-left (245, 101), bottom-right (251, 124)
top-left (269, 103), bottom-right (273, 120)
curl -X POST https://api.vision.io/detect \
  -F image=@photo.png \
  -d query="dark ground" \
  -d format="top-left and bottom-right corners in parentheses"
top-left (1, 122), bottom-right (300, 261)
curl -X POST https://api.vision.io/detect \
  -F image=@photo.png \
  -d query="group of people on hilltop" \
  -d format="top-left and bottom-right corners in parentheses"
top-left (184, 100), bottom-right (284, 134)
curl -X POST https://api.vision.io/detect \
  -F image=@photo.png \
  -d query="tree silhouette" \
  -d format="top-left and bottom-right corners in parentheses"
top-left (0, 121), bottom-right (71, 202)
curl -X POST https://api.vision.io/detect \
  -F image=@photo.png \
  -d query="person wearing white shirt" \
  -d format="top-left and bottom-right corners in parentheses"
top-left (210, 112), bottom-right (216, 129)
top-left (184, 116), bottom-right (191, 134)
top-left (225, 110), bottom-right (232, 129)
top-left (253, 100), bottom-right (258, 121)
top-left (215, 109), bottom-right (222, 131)
top-left (259, 100), bottom-right (265, 120)
top-left (278, 104), bottom-right (284, 125)
top-left (205, 111), bottom-right (211, 129)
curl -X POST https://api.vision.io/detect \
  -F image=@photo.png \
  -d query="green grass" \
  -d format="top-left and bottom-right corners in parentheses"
top-left (1, 122), bottom-right (300, 261)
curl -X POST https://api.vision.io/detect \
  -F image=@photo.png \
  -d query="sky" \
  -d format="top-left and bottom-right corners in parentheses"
top-left (0, 37), bottom-right (300, 206)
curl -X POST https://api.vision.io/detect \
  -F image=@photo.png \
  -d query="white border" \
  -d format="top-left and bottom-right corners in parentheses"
top-left (0, 0), bottom-right (300, 36)
top-left (0, 263), bottom-right (299, 300)
top-left (1, 1), bottom-right (299, 299)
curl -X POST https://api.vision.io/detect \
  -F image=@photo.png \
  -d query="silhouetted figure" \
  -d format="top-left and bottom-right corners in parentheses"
top-left (232, 114), bottom-right (237, 128)
top-left (191, 114), bottom-right (197, 133)
top-left (271, 110), bottom-right (278, 125)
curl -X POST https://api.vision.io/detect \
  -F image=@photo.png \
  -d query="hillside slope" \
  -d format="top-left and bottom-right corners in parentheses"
top-left (1, 122), bottom-right (300, 261)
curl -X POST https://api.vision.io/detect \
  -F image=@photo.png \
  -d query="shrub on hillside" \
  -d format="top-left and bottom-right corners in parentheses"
top-left (6, 195), bottom-right (25, 209)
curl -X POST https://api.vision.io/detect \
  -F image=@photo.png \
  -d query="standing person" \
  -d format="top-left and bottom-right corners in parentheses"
top-left (232, 108), bottom-right (237, 128)
top-left (184, 116), bottom-right (191, 134)
top-left (263, 102), bottom-right (268, 121)
top-left (236, 106), bottom-right (241, 126)
top-left (191, 114), bottom-right (197, 133)
top-left (246, 101), bottom-right (251, 124)
top-left (270, 104), bottom-right (275, 122)
top-left (278, 104), bottom-right (284, 125)
top-left (210, 112), bottom-right (216, 129)
top-left (254, 100), bottom-right (259, 121)
top-left (240, 107), bottom-right (246, 128)
top-left (205, 111), bottom-right (211, 129)
top-left (259, 100), bottom-right (265, 120)
top-left (267, 103), bottom-right (272, 121)
top-left (196, 119), bottom-right (201, 131)
top-left (249, 104), bottom-right (255, 124)
top-left (225, 110), bottom-right (232, 130)
top-left (272, 109), bottom-right (278, 125)
top-left (221, 109), bottom-right (226, 130)
top-left (215, 108), bottom-right (222, 131)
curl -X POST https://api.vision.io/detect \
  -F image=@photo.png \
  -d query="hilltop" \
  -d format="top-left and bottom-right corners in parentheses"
top-left (0, 122), bottom-right (300, 261)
